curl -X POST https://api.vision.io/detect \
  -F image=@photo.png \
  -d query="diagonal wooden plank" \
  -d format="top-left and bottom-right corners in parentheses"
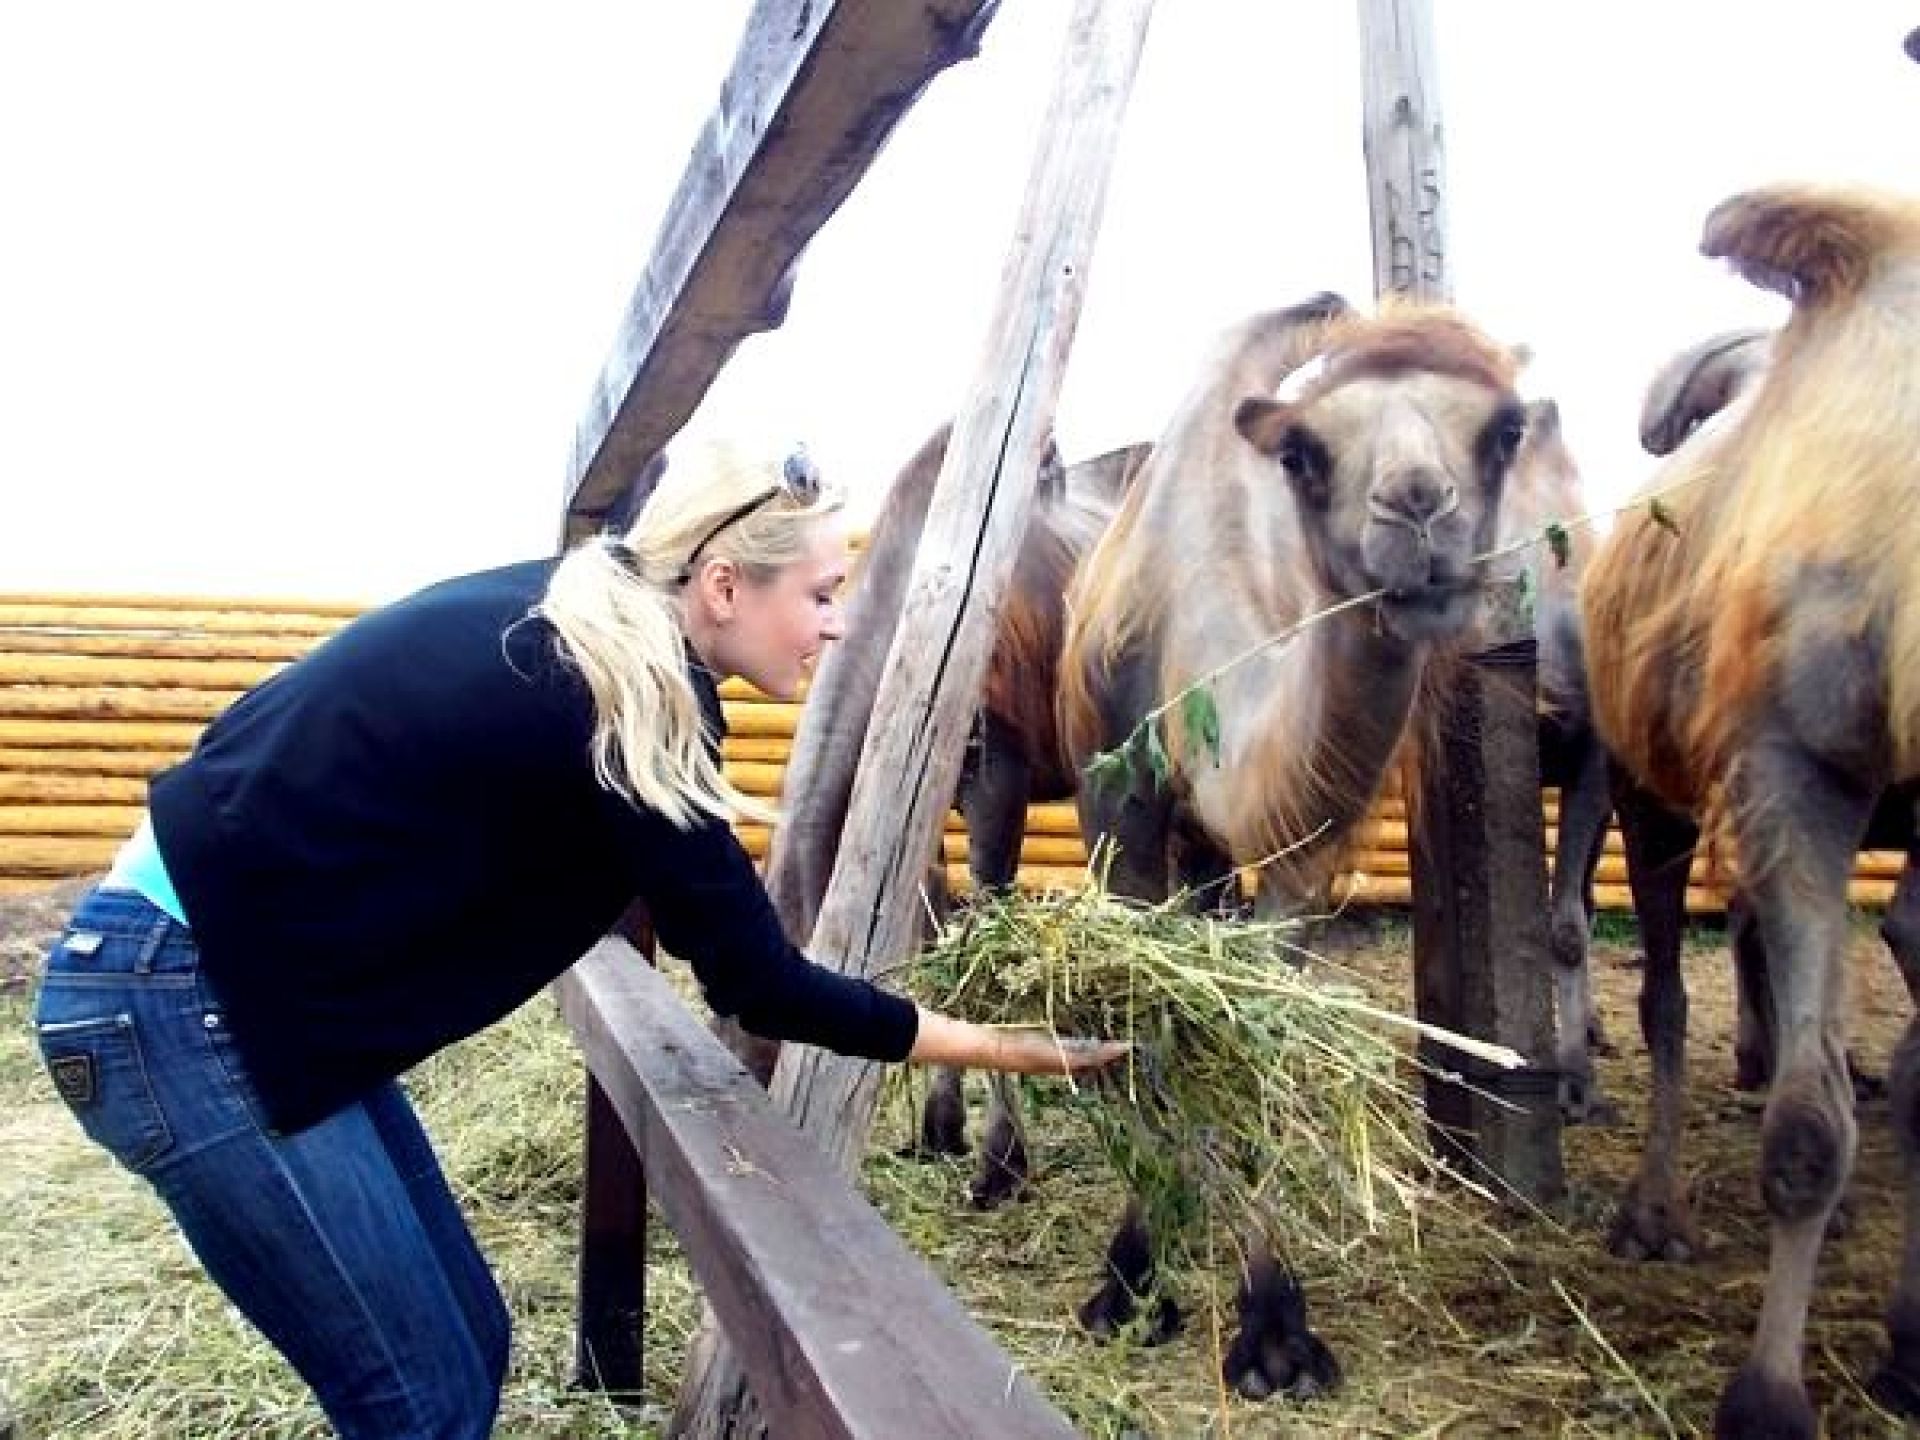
top-left (555, 940), bottom-right (1079, 1440)
top-left (561, 0), bottom-right (1003, 542)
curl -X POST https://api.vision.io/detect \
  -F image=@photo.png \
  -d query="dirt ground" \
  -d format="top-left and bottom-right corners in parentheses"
top-left (1328, 907), bottom-right (1920, 1438)
top-left (0, 877), bottom-right (92, 995)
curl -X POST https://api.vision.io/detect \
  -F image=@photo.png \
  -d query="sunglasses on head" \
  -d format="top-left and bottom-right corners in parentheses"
top-left (676, 451), bottom-right (823, 585)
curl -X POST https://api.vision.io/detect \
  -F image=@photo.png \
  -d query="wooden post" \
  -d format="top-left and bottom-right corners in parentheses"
top-left (573, 903), bottom-right (656, 1395)
top-left (1358, 0), bottom-right (1562, 1201)
top-left (560, 0), bottom-right (1004, 544)
top-left (575, 1074), bottom-right (648, 1394)
top-left (1356, 0), bottom-right (1451, 305)
top-left (1409, 584), bottom-right (1564, 1202)
top-left (671, 2), bottom-right (1157, 1434)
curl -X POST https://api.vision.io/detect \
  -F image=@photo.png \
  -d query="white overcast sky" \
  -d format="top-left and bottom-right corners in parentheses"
top-left (2, 3), bottom-right (1914, 602)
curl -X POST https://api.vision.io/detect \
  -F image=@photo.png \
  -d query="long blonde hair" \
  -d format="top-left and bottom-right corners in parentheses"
top-left (537, 440), bottom-right (843, 828)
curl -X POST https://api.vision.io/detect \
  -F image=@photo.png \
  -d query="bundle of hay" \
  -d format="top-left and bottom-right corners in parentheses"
top-left (909, 883), bottom-right (1522, 1272)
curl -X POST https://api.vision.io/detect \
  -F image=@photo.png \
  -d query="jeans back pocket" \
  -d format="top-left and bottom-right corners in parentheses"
top-left (36, 1012), bottom-right (175, 1172)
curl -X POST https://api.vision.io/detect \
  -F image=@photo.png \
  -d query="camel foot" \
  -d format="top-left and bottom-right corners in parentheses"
top-left (913, 1089), bottom-right (969, 1159)
top-left (1222, 1270), bottom-right (1341, 1401)
top-left (1077, 1279), bottom-right (1181, 1346)
top-left (1713, 1363), bottom-right (1816, 1440)
top-left (1559, 1069), bottom-right (1620, 1126)
top-left (1607, 1183), bottom-right (1702, 1263)
top-left (966, 1143), bottom-right (1030, 1210)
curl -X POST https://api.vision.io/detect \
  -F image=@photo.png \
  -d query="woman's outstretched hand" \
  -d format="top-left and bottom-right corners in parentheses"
top-left (909, 1007), bottom-right (1128, 1077)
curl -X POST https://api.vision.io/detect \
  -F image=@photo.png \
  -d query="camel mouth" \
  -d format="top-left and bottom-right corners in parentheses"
top-left (1376, 580), bottom-right (1477, 638)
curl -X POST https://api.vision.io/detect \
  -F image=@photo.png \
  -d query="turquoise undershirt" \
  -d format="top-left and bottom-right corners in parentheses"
top-left (103, 814), bottom-right (188, 926)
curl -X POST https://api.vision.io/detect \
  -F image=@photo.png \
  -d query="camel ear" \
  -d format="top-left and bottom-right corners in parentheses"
top-left (1237, 397), bottom-right (1330, 504)
top-left (1234, 397), bottom-right (1295, 456)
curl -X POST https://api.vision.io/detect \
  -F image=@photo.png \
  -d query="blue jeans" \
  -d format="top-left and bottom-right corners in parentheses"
top-left (33, 887), bottom-right (510, 1438)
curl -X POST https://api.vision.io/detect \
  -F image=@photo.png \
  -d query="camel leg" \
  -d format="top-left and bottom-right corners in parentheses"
top-left (1080, 780), bottom-right (1173, 903)
top-left (912, 1065), bottom-right (970, 1158)
top-left (968, 1072), bottom-right (1031, 1209)
top-left (1733, 883), bottom-right (1889, 1104)
top-left (1221, 1233), bottom-right (1341, 1402)
top-left (1551, 735), bottom-right (1617, 1122)
top-left (951, 712), bottom-right (1034, 1206)
top-left (1713, 748), bottom-right (1871, 1440)
top-left (1076, 1197), bottom-right (1180, 1344)
top-left (1868, 1014), bottom-right (1920, 1417)
top-left (1173, 822), bottom-right (1241, 916)
top-left (1866, 844), bottom-right (1920, 1107)
top-left (1608, 776), bottom-right (1704, 1262)
top-left (1729, 892), bottom-right (1777, 1092)
top-left (1879, 844), bottom-right (1920, 1006)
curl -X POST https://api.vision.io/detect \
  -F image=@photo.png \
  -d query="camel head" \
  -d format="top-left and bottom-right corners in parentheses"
top-left (1232, 308), bottom-right (1525, 643)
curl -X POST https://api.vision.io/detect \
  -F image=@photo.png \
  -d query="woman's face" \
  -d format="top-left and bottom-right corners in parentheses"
top-left (707, 520), bottom-right (849, 700)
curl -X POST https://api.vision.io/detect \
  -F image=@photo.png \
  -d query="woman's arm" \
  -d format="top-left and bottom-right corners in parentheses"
top-left (617, 801), bottom-right (1124, 1076)
top-left (908, 1006), bottom-right (1127, 1076)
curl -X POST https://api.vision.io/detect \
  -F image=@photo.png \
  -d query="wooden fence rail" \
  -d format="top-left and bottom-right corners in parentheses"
top-left (553, 933), bottom-right (1079, 1438)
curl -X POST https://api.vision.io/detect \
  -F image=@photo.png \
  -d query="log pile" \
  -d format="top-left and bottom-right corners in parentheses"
top-left (0, 592), bottom-right (1904, 909)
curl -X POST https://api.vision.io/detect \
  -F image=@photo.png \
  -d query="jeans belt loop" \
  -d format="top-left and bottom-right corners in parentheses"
top-left (133, 908), bottom-right (175, 975)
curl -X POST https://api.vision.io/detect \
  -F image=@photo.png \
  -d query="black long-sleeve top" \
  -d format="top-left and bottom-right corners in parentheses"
top-left (149, 558), bottom-right (918, 1134)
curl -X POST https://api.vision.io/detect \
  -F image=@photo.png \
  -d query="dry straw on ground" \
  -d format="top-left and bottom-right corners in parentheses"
top-left (6, 883), bottom-right (1915, 1436)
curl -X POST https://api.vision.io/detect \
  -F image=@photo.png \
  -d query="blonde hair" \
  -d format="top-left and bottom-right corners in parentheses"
top-left (537, 440), bottom-right (843, 828)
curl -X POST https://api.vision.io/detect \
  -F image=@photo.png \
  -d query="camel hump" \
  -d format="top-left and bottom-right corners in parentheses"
top-left (1637, 328), bottom-right (1770, 458)
top-left (1702, 184), bottom-right (1920, 306)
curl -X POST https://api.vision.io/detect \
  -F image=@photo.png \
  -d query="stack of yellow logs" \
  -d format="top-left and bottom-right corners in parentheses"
top-left (0, 592), bottom-right (1904, 910)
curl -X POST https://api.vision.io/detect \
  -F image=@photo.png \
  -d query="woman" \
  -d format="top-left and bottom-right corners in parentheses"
top-left (33, 442), bottom-right (1123, 1438)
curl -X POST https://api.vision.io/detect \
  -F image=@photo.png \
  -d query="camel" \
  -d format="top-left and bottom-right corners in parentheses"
top-left (1058, 298), bottom-right (1528, 1400)
top-left (1581, 183), bottom-right (1920, 1437)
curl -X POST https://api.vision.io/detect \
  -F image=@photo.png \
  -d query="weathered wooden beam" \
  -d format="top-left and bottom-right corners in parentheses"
top-left (555, 940), bottom-right (1080, 1440)
top-left (1357, 0), bottom-right (1451, 304)
top-left (574, 1072), bottom-right (648, 1395)
top-left (573, 903), bottom-right (658, 1398)
top-left (1409, 601), bottom-right (1564, 1202)
top-left (560, 0), bottom-right (1004, 543)
top-left (673, 3), bottom-right (1154, 1434)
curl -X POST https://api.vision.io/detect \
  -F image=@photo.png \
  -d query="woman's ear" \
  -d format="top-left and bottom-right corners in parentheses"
top-left (691, 555), bottom-right (740, 623)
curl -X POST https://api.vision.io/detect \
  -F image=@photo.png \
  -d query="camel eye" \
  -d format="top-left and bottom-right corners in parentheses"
top-left (1278, 428), bottom-right (1326, 483)
top-left (1490, 406), bottom-right (1527, 465)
